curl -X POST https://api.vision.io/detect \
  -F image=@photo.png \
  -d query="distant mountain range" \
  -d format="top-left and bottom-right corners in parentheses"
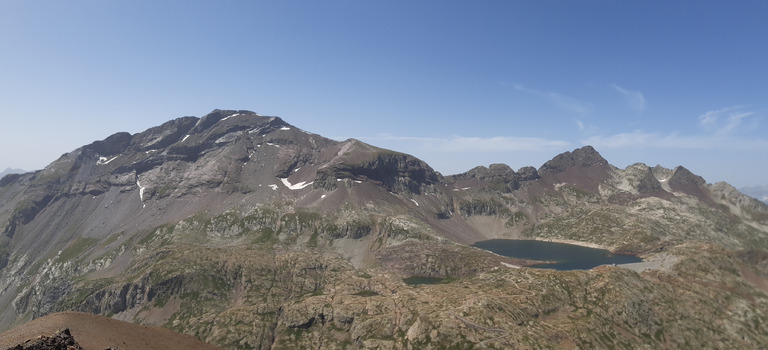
top-left (0, 168), bottom-right (24, 179)
top-left (1, 109), bottom-right (767, 349)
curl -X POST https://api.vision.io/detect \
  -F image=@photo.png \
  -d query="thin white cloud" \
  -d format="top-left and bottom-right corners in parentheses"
top-left (512, 84), bottom-right (593, 116)
top-left (582, 130), bottom-right (768, 151)
top-left (612, 84), bottom-right (646, 114)
top-left (357, 134), bottom-right (571, 153)
top-left (698, 105), bottom-right (756, 136)
top-left (352, 134), bottom-right (442, 142)
top-left (439, 136), bottom-right (571, 152)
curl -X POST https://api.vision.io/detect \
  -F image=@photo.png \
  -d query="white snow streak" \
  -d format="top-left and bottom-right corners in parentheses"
top-left (97, 155), bottom-right (119, 165)
top-left (410, 199), bottom-right (419, 206)
top-left (220, 113), bottom-right (241, 122)
top-left (181, 134), bottom-right (190, 142)
top-left (321, 194), bottom-right (327, 199)
top-left (137, 180), bottom-right (146, 201)
top-left (501, 262), bottom-right (521, 269)
top-left (280, 127), bottom-right (291, 131)
top-left (268, 184), bottom-right (278, 190)
top-left (279, 178), bottom-right (313, 190)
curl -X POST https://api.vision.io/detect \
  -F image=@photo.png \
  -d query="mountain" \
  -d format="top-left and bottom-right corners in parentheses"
top-left (1, 109), bottom-right (768, 349)
top-left (0, 168), bottom-right (25, 179)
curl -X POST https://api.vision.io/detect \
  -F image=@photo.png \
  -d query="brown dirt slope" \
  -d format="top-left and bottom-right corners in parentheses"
top-left (0, 312), bottom-right (220, 350)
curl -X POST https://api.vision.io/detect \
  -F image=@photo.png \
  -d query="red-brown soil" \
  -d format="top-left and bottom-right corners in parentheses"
top-left (0, 312), bottom-right (220, 350)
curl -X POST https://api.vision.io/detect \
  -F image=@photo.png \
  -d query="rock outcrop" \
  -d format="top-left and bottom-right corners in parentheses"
top-left (4, 328), bottom-right (82, 350)
top-left (538, 145), bottom-right (608, 176)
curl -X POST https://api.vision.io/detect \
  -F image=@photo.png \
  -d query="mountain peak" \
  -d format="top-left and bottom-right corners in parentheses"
top-left (538, 145), bottom-right (608, 176)
top-left (668, 166), bottom-right (706, 187)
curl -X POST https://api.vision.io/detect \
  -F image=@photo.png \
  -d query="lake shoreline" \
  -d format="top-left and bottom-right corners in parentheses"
top-left (472, 239), bottom-right (642, 270)
top-left (528, 237), bottom-right (613, 251)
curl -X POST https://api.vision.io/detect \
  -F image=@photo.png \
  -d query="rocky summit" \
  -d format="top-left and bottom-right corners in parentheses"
top-left (1, 109), bottom-right (768, 349)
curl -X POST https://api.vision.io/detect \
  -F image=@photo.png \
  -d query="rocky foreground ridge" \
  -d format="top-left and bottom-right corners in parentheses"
top-left (4, 328), bottom-right (83, 350)
top-left (1, 110), bottom-right (768, 349)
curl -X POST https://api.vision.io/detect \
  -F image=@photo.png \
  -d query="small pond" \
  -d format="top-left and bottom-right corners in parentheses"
top-left (472, 239), bottom-right (642, 271)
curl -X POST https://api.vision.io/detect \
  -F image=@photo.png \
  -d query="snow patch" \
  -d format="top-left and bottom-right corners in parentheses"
top-left (280, 178), bottom-right (314, 190)
top-left (410, 199), bottom-right (419, 206)
top-left (145, 150), bottom-right (157, 154)
top-left (266, 142), bottom-right (280, 148)
top-left (181, 134), bottom-right (190, 142)
top-left (220, 113), bottom-right (241, 122)
top-left (97, 155), bottom-right (119, 165)
top-left (354, 180), bottom-right (362, 184)
top-left (321, 194), bottom-right (327, 199)
top-left (268, 184), bottom-right (278, 191)
top-left (501, 262), bottom-right (521, 269)
top-left (137, 180), bottom-right (146, 201)
top-left (280, 127), bottom-right (291, 131)
top-left (215, 132), bottom-right (240, 144)
top-left (294, 167), bottom-right (301, 172)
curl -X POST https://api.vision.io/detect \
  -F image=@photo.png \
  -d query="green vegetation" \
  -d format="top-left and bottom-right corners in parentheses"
top-left (506, 211), bottom-right (527, 227)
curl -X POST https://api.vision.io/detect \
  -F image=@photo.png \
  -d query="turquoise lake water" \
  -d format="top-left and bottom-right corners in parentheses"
top-left (472, 239), bottom-right (642, 270)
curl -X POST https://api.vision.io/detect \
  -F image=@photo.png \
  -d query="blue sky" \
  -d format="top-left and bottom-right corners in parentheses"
top-left (1, 1), bottom-right (766, 188)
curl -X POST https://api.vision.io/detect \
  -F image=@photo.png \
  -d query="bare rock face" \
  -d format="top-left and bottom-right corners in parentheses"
top-left (315, 140), bottom-right (441, 194)
top-left (668, 165), bottom-right (706, 187)
top-left (612, 163), bottom-right (664, 194)
top-left (516, 166), bottom-right (540, 181)
top-left (5, 328), bottom-right (83, 350)
top-left (538, 145), bottom-right (608, 176)
top-left (448, 164), bottom-right (521, 192)
top-left (83, 132), bottom-right (132, 157)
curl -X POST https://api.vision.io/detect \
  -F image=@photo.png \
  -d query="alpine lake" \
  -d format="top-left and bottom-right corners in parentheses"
top-left (472, 239), bottom-right (642, 270)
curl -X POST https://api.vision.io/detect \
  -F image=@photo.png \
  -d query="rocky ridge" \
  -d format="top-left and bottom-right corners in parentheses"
top-left (1, 109), bottom-right (768, 349)
top-left (4, 328), bottom-right (83, 350)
